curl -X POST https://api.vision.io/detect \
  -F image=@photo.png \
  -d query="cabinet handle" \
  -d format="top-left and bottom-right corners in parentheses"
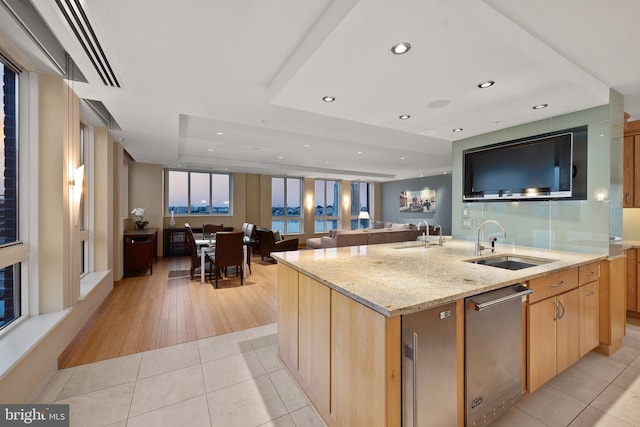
top-left (553, 301), bottom-right (560, 321)
top-left (558, 301), bottom-right (566, 319)
top-left (626, 193), bottom-right (631, 204)
top-left (549, 281), bottom-right (565, 288)
top-left (587, 291), bottom-right (596, 297)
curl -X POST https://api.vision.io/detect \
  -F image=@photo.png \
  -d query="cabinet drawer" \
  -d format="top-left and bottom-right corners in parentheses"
top-left (578, 263), bottom-right (599, 286)
top-left (528, 268), bottom-right (579, 303)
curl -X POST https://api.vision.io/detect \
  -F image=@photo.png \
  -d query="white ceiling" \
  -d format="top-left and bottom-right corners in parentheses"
top-left (4, 0), bottom-right (640, 181)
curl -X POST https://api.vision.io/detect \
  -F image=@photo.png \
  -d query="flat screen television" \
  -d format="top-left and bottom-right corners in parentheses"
top-left (463, 126), bottom-right (587, 201)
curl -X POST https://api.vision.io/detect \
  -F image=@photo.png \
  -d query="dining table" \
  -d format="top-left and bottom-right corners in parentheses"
top-left (196, 234), bottom-right (253, 284)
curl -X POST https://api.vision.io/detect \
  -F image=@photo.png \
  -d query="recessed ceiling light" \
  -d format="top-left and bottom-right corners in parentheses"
top-left (357, 151), bottom-right (363, 154)
top-left (400, 157), bottom-right (405, 160)
top-left (532, 104), bottom-right (548, 110)
top-left (324, 161), bottom-right (329, 164)
top-left (304, 144), bottom-right (310, 147)
top-left (452, 128), bottom-right (463, 132)
top-left (399, 114), bottom-right (411, 120)
top-left (278, 156), bottom-right (283, 159)
top-left (322, 96), bottom-right (335, 102)
top-left (391, 42), bottom-right (411, 55)
top-left (207, 148), bottom-right (213, 152)
top-left (216, 131), bottom-right (224, 135)
top-left (477, 80), bottom-right (495, 89)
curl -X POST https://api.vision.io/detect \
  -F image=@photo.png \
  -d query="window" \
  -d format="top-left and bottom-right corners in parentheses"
top-left (272, 177), bottom-right (301, 234)
top-left (314, 180), bottom-right (339, 232)
top-left (351, 181), bottom-right (371, 230)
top-left (166, 170), bottom-right (231, 215)
top-left (78, 123), bottom-right (89, 276)
top-left (0, 59), bottom-right (21, 330)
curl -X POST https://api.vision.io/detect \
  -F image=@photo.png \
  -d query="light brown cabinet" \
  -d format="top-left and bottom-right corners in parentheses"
top-left (623, 120), bottom-right (640, 207)
top-left (298, 274), bottom-right (331, 418)
top-left (277, 263), bottom-right (299, 370)
top-left (579, 281), bottom-right (600, 357)
top-left (277, 263), bottom-right (402, 427)
top-left (597, 257), bottom-right (627, 355)
top-left (527, 262), bottom-right (600, 392)
top-left (579, 263), bottom-right (600, 357)
top-left (528, 286), bottom-right (580, 393)
top-left (625, 248), bottom-right (640, 316)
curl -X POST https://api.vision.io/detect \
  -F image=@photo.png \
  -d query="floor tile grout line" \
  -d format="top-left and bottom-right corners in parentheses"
top-left (199, 355), bottom-right (215, 427)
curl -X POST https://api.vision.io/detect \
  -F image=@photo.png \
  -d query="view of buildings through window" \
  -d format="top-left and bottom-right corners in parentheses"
top-left (351, 182), bottom-right (371, 229)
top-left (167, 170), bottom-right (231, 215)
top-left (314, 179), bottom-right (338, 232)
top-left (0, 60), bottom-right (20, 329)
top-left (272, 177), bottom-right (301, 234)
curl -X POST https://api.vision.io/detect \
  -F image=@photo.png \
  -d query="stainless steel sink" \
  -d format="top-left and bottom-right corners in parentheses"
top-left (465, 255), bottom-right (554, 270)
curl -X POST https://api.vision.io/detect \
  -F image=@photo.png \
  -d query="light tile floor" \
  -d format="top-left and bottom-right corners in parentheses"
top-left (494, 323), bottom-right (640, 427)
top-left (35, 323), bottom-right (640, 427)
top-left (35, 323), bottom-right (326, 427)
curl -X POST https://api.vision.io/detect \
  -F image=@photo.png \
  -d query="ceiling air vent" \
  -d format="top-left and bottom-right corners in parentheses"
top-left (55, 0), bottom-right (120, 87)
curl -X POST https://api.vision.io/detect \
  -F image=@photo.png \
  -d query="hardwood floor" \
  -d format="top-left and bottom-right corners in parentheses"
top-left (58, 255), bottom-right (278, 369)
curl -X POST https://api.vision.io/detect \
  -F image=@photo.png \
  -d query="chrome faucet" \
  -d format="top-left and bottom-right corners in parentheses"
top-left (475, 220), bottom-right (506, 256)
top-left (433, 224), bottom-right (444, 246)
top-left (416, 220), bottom-right (429, 247)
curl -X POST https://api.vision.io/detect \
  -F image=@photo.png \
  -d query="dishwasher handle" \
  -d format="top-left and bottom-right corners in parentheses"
top-left (467, 284), bottom-right (533, 311)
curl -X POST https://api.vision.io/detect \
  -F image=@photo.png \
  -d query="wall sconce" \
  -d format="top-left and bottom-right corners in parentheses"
top-left (306, 194), bottom-right (313, 210)
top-left (70, 165), bottom-right (85, 226)
top-left (595, 192), bottom-right (607, 201)
top-left (343, 195), bottom-right (350, 209)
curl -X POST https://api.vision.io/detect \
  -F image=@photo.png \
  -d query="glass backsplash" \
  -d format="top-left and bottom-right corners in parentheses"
top-left (452, 99), bottom-right (622, 256)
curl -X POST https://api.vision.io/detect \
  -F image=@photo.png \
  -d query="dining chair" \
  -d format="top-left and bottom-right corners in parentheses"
top-left (208, 231), bottom-right (244, 288)
top-left (185, 223), bottom-right (213, 280)
top-left (241, 223), bottom-right (256, 274)
top-left (203, 223), bottom-right (224, 240)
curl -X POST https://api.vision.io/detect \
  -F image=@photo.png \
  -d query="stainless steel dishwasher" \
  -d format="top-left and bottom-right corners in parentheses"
top-left (402, 301), bottom-right (458, 426)
top-left (465, 284), bottom-right (533, 426)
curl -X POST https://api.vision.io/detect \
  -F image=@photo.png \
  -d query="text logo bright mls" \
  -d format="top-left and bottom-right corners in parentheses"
top-left (1, 405), bottom-right (69, 426)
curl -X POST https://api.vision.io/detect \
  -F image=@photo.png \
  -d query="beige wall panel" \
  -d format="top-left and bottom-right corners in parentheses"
top-left (38, 74), bottom-right (71, 312)
top-left (129, 162), bottom-right (163, 255)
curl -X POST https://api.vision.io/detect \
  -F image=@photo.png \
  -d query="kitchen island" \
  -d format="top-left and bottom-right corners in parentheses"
top-left (273, 240), bottom-right (610, 427)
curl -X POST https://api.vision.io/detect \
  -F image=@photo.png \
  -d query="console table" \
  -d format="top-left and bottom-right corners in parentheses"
top-left (124, 228), bottom-right (158, 275)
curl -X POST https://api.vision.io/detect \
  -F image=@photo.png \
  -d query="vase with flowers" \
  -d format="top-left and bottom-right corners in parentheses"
top-left (131, 208), bottom-right (149, 230)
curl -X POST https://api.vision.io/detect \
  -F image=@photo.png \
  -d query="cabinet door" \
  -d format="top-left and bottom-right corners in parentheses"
top-left (277, 263), bottom-right (299, 370)
top-left (627, 248), bottom-right (637, 312)
top-left (557, 288), bottom-right (580, 373)
top-left (579, 281), bottom-right (600, 357)
top-left (635, 135), bottom-right (640, 207)
top-left (298, 274), bottom-right (331, 417)
top-left (331, 290), bottom-right (401, 427)
top-left (623, 135), bottom-right (635, 207)
top-left (528, 297), bottom-right (557, 393)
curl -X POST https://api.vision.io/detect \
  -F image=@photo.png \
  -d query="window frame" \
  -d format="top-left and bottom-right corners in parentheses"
top-left (350, 181), bottom-right (372, 230)
top-left (0, 57), bottom-right (27, 333)
top-left (165, 169), bottom-right (232, 216)
top-left (78, 121), bottom-right (92, 278)
top-left (314, 179), bottom-right (340, 233)
top-left (271, 176), bottom-right (303, 234)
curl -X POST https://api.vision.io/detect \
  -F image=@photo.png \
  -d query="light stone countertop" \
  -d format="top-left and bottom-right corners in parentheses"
top-left (272, 239), bottom-right (606, 317)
